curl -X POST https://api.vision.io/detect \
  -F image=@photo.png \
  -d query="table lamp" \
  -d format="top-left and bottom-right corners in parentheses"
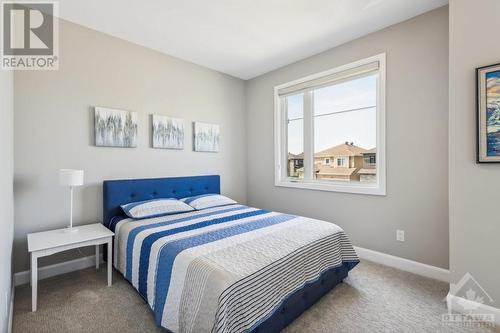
top-left (59, 169), bottom-right (84, 232)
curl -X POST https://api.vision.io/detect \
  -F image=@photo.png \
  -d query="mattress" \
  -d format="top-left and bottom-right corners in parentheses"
top-left (111, 204), bottom-right (359, 333)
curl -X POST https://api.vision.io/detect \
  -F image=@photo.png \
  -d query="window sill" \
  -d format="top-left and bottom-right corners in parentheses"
top-left (275, 179), bottom-right (386, 196)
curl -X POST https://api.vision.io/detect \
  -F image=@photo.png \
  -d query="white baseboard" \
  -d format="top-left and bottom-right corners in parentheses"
top-left (353, 246), bottom-right (449, 282)
top-left (447, 293), bottom-right (500, 326)
top-left (8, 282), bottom-right (14, 333)
top-left (14, 254), bottom-right (103, 287)
top-left (13, 246), bottom-right (448, 287)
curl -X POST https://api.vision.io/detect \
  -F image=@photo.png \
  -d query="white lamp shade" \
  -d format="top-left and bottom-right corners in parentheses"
top-left (59, 169), bottom-right (84, 187)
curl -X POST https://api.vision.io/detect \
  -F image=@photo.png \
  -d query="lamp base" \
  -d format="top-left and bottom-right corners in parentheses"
top-left (65, 227), bottom-right (79, 233)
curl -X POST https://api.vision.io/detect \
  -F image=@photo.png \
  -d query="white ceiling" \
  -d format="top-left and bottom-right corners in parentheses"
top-left (58, 0), bottom-right (447, 79)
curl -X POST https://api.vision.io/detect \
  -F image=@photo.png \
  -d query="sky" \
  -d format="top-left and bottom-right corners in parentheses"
top-left (486, 70), bottom-right (500, 102)
top-left (287, 74), bottom-right (377, 155)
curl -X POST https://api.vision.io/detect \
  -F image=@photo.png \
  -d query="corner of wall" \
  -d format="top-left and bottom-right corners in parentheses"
top-left (243, 79), bottom-right (251, 205)
top-left (1, 67), bottom-right (15, 333)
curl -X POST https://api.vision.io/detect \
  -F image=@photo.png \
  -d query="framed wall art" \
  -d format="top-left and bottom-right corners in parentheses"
top-left (94, 107), bottom-right (138, 148)
top-left (193, 122), bottom-right (219, 152)
top-left (152, 115), bottom-right (184, 149)
top-left (477, 63), bottom-right (500, 162)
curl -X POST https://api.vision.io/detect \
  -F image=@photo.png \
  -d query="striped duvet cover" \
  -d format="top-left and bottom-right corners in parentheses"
top-left (111, 204), bottom-right (359, 333)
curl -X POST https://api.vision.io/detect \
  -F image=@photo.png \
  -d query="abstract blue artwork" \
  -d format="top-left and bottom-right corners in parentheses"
top-left (486, 70), bottom-right (500, 156)
top-left (477, 63), bottom-right (500, 162)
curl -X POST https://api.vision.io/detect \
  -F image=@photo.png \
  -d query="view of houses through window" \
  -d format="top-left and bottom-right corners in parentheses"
top-left (286, 73), bottom-right (377, 183)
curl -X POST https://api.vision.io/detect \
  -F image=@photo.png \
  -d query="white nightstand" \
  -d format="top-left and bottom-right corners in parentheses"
top-left (27, 223), bottom-right (114, 312)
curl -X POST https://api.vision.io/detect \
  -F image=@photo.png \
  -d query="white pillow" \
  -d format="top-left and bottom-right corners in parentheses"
top-left (181, 194), bottom-right (237, 210)
top-left (121, 198), bottom-right (194, 219)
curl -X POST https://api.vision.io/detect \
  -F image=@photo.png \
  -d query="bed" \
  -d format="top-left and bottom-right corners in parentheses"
top-left (103, 175), bottom-right (359, 333)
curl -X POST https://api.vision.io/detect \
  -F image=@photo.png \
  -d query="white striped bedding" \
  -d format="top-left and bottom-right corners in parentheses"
top-left (111, 204), bottom-right (359, 333)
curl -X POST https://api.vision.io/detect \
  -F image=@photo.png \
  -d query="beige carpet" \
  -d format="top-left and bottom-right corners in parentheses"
top-left (13, 260), bottom-right (499, 333)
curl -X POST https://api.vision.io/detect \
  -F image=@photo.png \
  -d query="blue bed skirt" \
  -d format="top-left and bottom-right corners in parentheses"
top-left (250, 261), bottom-right (356, 333)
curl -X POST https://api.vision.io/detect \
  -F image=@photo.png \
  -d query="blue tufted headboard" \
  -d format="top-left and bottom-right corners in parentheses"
top-left (102, 175), bottom-right (220, 227)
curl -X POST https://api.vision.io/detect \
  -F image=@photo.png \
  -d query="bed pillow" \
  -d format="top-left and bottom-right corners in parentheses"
top-left (181, 194), bottom-right (237, 210)
top-left (120, 198), bottom-right (194, 219)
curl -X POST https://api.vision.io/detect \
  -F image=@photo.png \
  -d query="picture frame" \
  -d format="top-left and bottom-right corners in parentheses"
top-left (193, 122), bottom-right (220, 152)
top-left (152, 115), bottom-right (184, 149)
top-left (94, 107), bottom-right (138, 148)
top-left (477, 62), bottom-right (500, 163)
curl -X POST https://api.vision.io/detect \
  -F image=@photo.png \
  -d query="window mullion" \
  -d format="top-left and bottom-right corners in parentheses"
top-left (281, 97), bottom-right (288, 180)
top-left (303, 90), bottom-right (314, 181)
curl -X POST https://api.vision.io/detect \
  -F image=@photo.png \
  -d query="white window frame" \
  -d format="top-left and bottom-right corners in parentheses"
top-left (274, 53), bottom-right (386, 196)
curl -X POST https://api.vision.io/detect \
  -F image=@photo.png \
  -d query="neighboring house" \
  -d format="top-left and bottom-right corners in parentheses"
top-left (358, 148), bottom-right (377, 183)
top-left (295, 142), bottom-right (370, 181)
top-left (314, 142), bottom-right (367, 181)
top-left (287, 152), bottom-right (304, 177)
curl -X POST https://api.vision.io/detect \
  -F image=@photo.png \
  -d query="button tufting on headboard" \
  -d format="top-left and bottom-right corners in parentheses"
top-left (103, 175), bottom-right (220, 227)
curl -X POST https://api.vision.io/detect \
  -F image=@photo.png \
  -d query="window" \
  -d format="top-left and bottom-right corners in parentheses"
top-left (337, 157), bottom-right (347, 167)
top-left (274, 54), bottom-right (386, 195)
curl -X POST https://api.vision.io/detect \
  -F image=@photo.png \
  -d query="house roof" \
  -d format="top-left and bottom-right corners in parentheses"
top-left (288, 152), bottom-right (304, 159)
top-left (315, 143), bottom-right (367, 158)
top-left (362, 148), bottom-right (377, 154)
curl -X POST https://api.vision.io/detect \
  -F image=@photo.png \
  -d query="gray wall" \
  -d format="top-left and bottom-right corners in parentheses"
top-left (0, 69), bottom-right (14, 331)
top-left (245, 7), bottom-right (449, 268)
top-left (449, 0), bottom-right (500, 306)
top-left (14, 20), bottom-right (247, 273)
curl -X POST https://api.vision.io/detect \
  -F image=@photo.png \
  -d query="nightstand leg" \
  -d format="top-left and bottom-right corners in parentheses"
top-left (31, 253), bottom-right (37, 312)
top-left (95, 245), bottom-right (99, 269)
top-left (107, 239), bottom-right (112, 286)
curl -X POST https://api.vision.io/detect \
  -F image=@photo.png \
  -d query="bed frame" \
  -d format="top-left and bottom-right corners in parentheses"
top-left (102, 175), bottom-right (350, 333)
